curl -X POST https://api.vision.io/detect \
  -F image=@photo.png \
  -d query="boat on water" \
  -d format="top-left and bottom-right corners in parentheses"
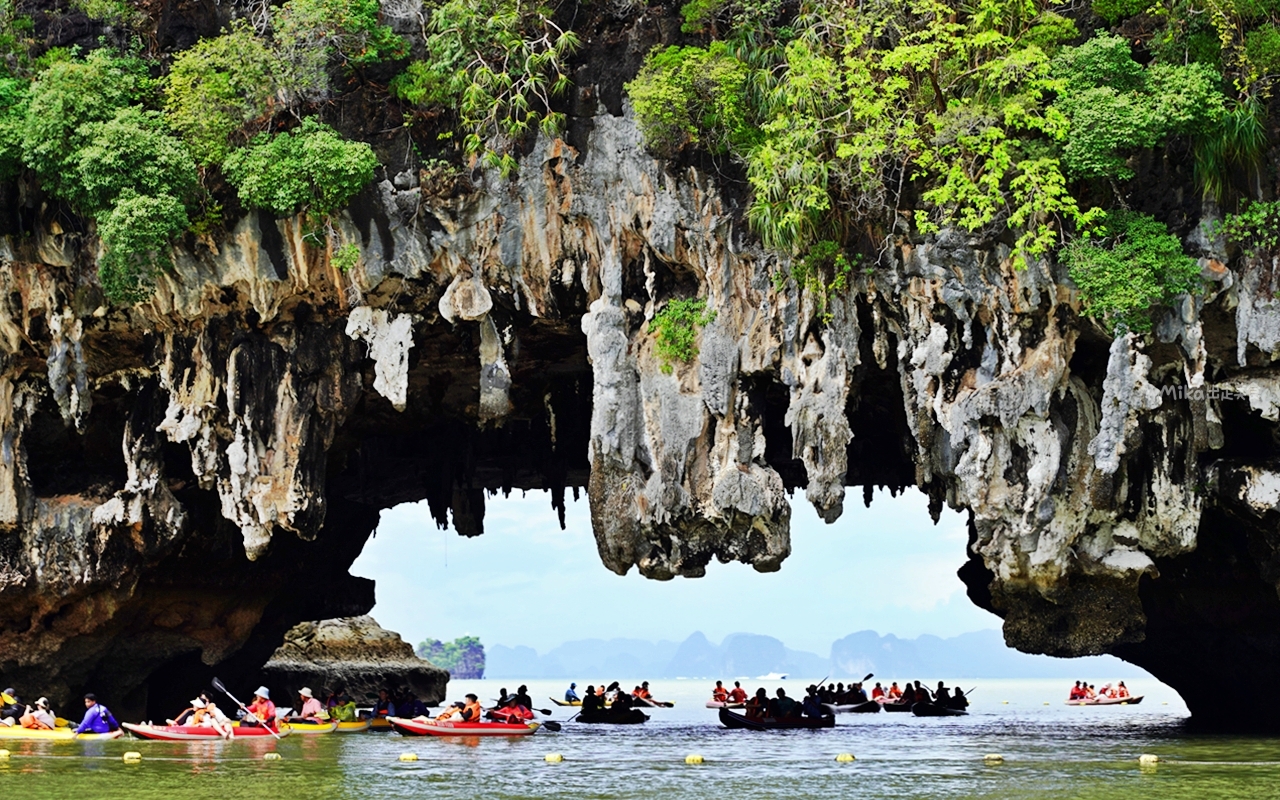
top-left (387, 716), bottom-right (540, 737)
top-left (550, 697), bottom-right (582, 707)
top-left (279, 721), bottom-right (338, 735)
top-left (823, 701), bottom-right (881, 714)
top-left (756, 673), bottom-right (788, 681)
top-left (576, 709), bottom-right (649, 725)
top-left (335, 720), bottom-right (371, 732)
top-left (633, 697), bottom-right (675, 708)
top-left (1066, 695), bottom-right (1144, 706)
top-left (705, 700), bottom-right (746, 709)
top-left (368, 717), bottom-right (393, 730)
top-left (0, 727), bottom-right (122, 741)
top-left (122, 722), bottom-right (289, 740)
top-left (881, 701), bottom-right (914, 713)
top-left (910, 703), bottom-right (968, 717)
top-left (718, 707), bottom-right (834, 730)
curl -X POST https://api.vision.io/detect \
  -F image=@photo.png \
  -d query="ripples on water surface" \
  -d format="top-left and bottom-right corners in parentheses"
top-left (4, 679), bottom-right (1277, 799)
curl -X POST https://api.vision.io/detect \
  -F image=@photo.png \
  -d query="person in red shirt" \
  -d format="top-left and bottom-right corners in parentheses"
top-left (728, 681), bottom-right (748, 704)
top-left (711, 681), bottom-right (728, 703)
top-left (871, 682), bottom-right (886, 701)
top-left (244, 686), bottom-right (278, 731)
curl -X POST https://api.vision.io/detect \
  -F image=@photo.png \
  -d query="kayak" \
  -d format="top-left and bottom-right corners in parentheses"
top-left (368, 717), bottom-right (393, 730)
top-left (823, 701), bottom-right (882, 714)
top-left (576, 709), bottom-right (649, 725)
top-left (705, 701), bottom-right (746, 709)
top-left (911, 703), bottom-right (968, 717)
top-left (388, 716), bottom-right (540, 737)
top-left (881, 701), bottom-right (914, 713)
top-left (123, 722), bottom-right (290, 740)
top-left (550, 698), bottom-right (582, 707)
top-left (718, 708), bottom-right (834, 730)
top-left (280, 721), bottom-right (338, 735)
top-left (633, 698), bottom-right (675, 708)
top-left (336, 720), bottom-right (371, 732)
top-left (1065, 695), bottom-right (1144, 706)
top-left (0, 727), bottom-right (123, 741)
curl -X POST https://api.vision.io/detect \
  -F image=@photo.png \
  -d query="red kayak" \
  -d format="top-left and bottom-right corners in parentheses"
top-left (388, 716), bottom-right (540, 737)
top-left (1065, 695), bottom-right (1144, 706)
top-left (122, 722), bottom-right (289, 740)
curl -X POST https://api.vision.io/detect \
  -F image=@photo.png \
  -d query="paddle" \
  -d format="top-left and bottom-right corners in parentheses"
top-left (212, 677), bottom-right (282, 741)
top-left (542, 720), bottom-right (562, 732)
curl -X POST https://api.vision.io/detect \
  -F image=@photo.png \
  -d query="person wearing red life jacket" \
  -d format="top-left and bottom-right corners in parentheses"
top-left (728, 682), bottom-right (748, 703)
top-left (711, 681), bottom-right (728, 703)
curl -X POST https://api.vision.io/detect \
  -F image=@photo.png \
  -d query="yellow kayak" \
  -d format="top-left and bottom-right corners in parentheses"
top-left (335, 720), bottom-right (370, 732)
top-left (279, 721), bottom-right (338, 735)
top-left (0, 727), bottom-right (123, 741)
top-left (368, 717), bottom-right (393, 730)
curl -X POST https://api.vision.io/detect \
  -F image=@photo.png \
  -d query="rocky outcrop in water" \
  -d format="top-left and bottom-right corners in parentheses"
top-left (0, 1), bottom-right (1277, 729)
top-left (263, 616), bottom-right (447, 705)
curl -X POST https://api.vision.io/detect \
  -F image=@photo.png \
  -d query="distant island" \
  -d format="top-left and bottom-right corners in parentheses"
top-left (417, 636), bottom-right (486, 679)
top-left (486, 630), bottom-right (1149, 681)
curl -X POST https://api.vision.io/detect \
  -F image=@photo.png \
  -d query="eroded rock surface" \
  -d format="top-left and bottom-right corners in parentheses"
top-left (0, 5), bottom-right (1277, 730)
top-left (263, 616), bottom-right (447, 705)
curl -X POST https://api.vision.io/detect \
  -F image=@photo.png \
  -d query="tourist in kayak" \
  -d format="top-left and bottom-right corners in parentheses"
top-left (372, 689), bottom-right (396, 719)
top-left (1116, 682), bottom-right (1131, 699)
top-left (565, 683), bottom-right (580, 703)
top-left (511, 685), bottom-right (533, 711)
top-left (728, 681), bottom-right (748, 704)
top-left (73, 694), bottom-right (120, 734)
top-left (429, 694), bottom-right (485, 723)
top-left (288, 687), bottom-right (328, 723)
top-left (19, 697), bottom-right (55, 730)
top-left (711, 681), bottom-right (728, 703)
top-left (634, 682), bottom-right (653, 702)
top-left (744, 688), bottom-right (768, 721)
top-left (242, 687), bottom-right (278, 730)
top-left (871, 682), bottom-right (886, 701)
top-left (949, 688), bottom-right (970, 711)
top-left (769, 688), bottom-right (801, 719)
top-left (887, 682), bottom-right (903, 701)
top-left (1068, 681), bottom-right (1083, 700)
top-left (802, 686), bottom-right (824, 718)
top-left (331, 693), bottom-right (357, 721)
top-left (933, 682), bottom-right (952, 705)
top-left (434, 701), bottom-right (466, 722)
top-left (581, 686), bottom-right (602, 714)
top-left (0, 688), bottom-right (22, 724)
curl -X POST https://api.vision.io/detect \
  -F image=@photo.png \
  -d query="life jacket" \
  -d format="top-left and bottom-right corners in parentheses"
top-left (712, 687), bottom-right (728, 701)
top-left (462, 701), bottom-right (483, 722)
top-left (729, 688), bottom-right (747, 702)
top-left (1117, 687), bottom-right (1129, 698)
top-left (871, 687), bottom-right (885, 699)
top-left (636, 688), bottom-right (651, 700)
top-left (20, 712), bottom-right (51, 730)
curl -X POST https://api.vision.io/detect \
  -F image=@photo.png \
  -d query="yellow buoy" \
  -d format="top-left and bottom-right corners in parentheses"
top-left (398, 753), bottom-right (418, 762)
top-left (263, 753), bottom-right (282, 761)
top-left (984, 754), bottom-right (1004, 764)
top-left (122, 752), bottom-right (142, 763)
top-left (835, 753), bottom-right (855, 763)
top-left (1002, 701), bottom-right (1009, 704)
top-left (0, 749), bottom-right (10, 759)
top-left (1138, 754), bottom-right (1160, 765)
top-left (685, 754), bottom-right (704, 765)
top-left (544, 753), bottom-right (564, 763)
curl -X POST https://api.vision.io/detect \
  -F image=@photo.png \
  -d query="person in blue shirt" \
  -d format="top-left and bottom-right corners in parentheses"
top-left (564, 683), bottom-right (579, 703)
top-left (73, 694), bottom-right (119, 734)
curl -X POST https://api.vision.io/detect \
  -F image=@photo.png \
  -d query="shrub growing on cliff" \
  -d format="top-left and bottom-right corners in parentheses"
top-left (1218, 199), bottom-right (1280, 257)
top-left (222, 117), bottom-right (377, 217)
top-left (1063, 211), bottom-right (1201, 333)
top-left (652, 297), bottom-right (716, 373)
top-left (97, 192), bottom-right (188, 303)
top-left (75, 107), bottom-right (198, 217)
top-left (391, 0), bottom-right (579, 176)
top-left (626, 43), bottom-right (754, 158)
top-left (274, 0), bottom-right (405, 99)
top-left (164, 24), bottom-right (279, 166)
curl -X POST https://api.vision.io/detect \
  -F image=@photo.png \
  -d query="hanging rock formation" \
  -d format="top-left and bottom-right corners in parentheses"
top-left (0, 3), bottom-right (1277, 731)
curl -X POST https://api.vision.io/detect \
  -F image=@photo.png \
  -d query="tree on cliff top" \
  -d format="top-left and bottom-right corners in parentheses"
top-left (417, 636), bottom-right (486, 679)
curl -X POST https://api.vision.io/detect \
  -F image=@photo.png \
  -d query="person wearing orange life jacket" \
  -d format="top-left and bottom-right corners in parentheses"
top-left (888, 682), bottom-right (903, 700)
top-left (20, 697), bottom-right (55, 730)
top-left (1116, 682), bottom-right (1131, 699)
top-left (711, 681), bottom-right (728, 703)
top-left (871, 682), bottom-right (886, 701)
top-left (633, 681), bottom-right (654, 702)
top-left (243, 687), bottom-right (278, 731)
top-left (728, 681), bottom-right (748, 704)
top-left (436, 701), bottom-right (467, 722)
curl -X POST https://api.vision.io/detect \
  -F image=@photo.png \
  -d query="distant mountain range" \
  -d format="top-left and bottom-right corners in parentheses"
top-left (486, 629), bottom-right (1147, 680)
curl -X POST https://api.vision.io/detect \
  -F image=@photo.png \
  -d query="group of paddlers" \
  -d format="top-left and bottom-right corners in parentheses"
top-left (711, 678), bottom-right (970, 713)
top-left (869, 680), bottom-right (970, 710)
top-left (0, 688), bottom-right (119, 734)
top-left (1067, 681), bottom-right (1131, 701)
top-left (429, 684), bottom-right (535, 724)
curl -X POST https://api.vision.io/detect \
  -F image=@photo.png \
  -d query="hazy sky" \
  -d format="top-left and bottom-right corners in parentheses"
top-left (352, 487), bottom-right (1001, 656)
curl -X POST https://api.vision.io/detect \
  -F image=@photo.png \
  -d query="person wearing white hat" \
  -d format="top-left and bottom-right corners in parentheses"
top-left (244, 686), bottom-right (278, 731)
top-left (285, 687), bottom-right (328, 725)
top-left (19, 697), bottom-right (55, 730)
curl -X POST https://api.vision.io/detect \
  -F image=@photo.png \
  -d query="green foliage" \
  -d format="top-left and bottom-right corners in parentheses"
top-left (0, 74), bottom-right (26, 180)
top-left (391, 0), bottom-right (579, 176)
top-left (1194, 96), bottom-right (1267, 202)
top-left (274, 0), bottom-right (405, 67)
top-left (222, 117), bottom-right (377, 217)
top-left (651, 297), bottom-right (716, 372)
top-left (332, 241), bottom-right (360, 272)
top-left (75, 107), bottom-right (197, 217)
top-left (777, 240), bottom-right (857, 323)
top-left (0, 0), bottom-right (36, 77)
top-left (1091, 0), bottom-right (1150, 23)
top-left (1244, 26), bottom-right (1280, 75)
top-left (97, 192), bottom-right (189, 304)
top-left (164, 24), bottom-right (278, 166)
top-left (679, 0), bottom-right (783, 34)
top-left (69, 0), bottom-right (143, 28)
top-left (21, 48), bottom-right (154, 200)
top-left (417, 636), bottom-right (485, 679)
top-left (626, 43), bottom-right (754, 158)
top-left (1218, 199), bottom-right (1280, 257)
top-left (1052, 33), bottom-right (1224, 181)
top-left (1063, 211), bottom-right (1201, 332)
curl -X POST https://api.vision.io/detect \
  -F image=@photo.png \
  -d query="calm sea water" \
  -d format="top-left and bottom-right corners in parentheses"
top-left (4, 678), bottom-right (1277, 799)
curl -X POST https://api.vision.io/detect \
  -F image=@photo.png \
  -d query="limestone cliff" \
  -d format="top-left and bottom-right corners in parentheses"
top-left (0, 1), bottom-right (1277, 730)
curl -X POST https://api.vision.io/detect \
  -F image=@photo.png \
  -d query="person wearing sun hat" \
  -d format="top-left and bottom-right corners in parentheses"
top-left (244, 686), bottom-right (278, 731)
top-left (287, 687), bottom-right (327, 724)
